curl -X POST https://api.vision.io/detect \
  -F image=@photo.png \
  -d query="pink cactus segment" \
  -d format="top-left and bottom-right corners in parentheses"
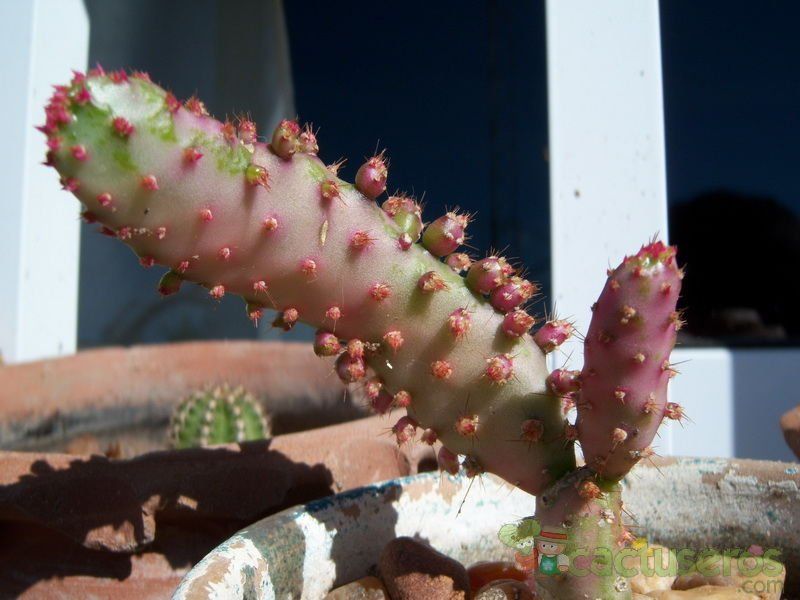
top-left (382, 330), bottom-right (404, 353)
top-left (437, 447), bottom-right (460, 475)
top-left (445, 252), bottom-right (472, 273)
top-left (576, 241), bottom-right (682, 480)
top-left (421, 212), bottom-right (468, 257)
top-left (447, 308), bottom-right (471, 339)
top-left (335, 352), bottom-right (367, 383)
top-left (392, 415), bottom-right (418, 445)
top-left (44, 70), bottom-right (570, 497)
top-left (393, 390), bottom-right (412, 408)
top-left (420, 428), bottom-right (437, 445)
top-left (314, 330), bottom-right (342, 357)
top-left (271, 119), bottom-right (300, 159)
top-left (485, 354), bottom-right (514, 384)
top-left (297, 125), bottom-right (319, 155)
top-left (370, 389), bottom-right (394, 415)
top-left (430, 360), bottom-right (453, 380)
top-left (546, 369), bottom-right (582, 396)
top-left (489, 277), bottom-right (536, 313)
top-left (533, 319), bottom-right (574, 353)
top-left (355, 153), bottom-right (388, 199)
top-left (417, 271), bottom-right (448, 293)
top-left (465, 256), bottom-right (513, 294)
top-left (502, 309), bottom-right (535, 338)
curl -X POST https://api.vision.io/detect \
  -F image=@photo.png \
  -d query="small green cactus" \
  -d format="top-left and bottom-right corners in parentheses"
top-left (169, 385), bottom-right (271, 449)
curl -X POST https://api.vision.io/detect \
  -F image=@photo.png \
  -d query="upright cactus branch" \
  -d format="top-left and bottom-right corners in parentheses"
top-left (40, 68), bottom-right (683, 599)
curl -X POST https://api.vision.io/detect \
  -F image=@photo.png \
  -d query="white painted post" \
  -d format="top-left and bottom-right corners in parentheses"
top-left (0, 0), bottom-right (88, 363)
top-left (545, 0), bottom-right (669, 369)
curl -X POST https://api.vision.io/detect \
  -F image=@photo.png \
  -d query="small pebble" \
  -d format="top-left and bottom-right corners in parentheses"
top-left (325, 576), bottom-right (389, 599)
top-left (467, 561), bottom-right (527, 591)
top-left (379, 537), bottom-right (470, 600)
top-left (474, 578), bottom-right (536, 599)
top-left (648, 585), bottom-right (759, 599)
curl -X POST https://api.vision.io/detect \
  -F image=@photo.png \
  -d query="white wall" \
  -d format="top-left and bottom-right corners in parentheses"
top-left (0, 0), bottom-right (88, 363)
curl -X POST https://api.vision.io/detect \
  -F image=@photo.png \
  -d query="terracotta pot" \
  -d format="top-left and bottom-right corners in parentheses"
top-left (0, 341), bottom-right (433, 598)
top-left (176, 457), bottom-right (800, 599)
top-left (1, 340), bottom-right (368, 452)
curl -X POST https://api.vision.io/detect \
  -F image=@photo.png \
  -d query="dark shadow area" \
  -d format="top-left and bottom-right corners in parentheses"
top-left (670, 191), bottom-right (800, 346)
top-left (0, 442), bottom-right (334, 597)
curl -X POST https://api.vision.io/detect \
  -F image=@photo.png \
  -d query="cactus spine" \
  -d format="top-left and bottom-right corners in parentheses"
top-left (170, 385), bottom-right (270, 449)
top-left (42, 69), bottom-right (683, 599)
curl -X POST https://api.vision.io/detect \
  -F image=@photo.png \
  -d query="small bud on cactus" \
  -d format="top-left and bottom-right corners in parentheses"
top-left (445, 252), bottom-right (472, 273)
top-left (448, 308), bottom-right (471, 339)
top-left (466, 256), bottom-right (513, 294)
top-left (485, 354), bottom-right (514, 384)
top-left (169, 385), bottom-right (271, 449)
top-left (383, 330), bottom-right (404, 353)
top-left (370, 389), bottom-right (394, 415)
top-left (355, 153), bottom-right (388, 199)
top-left (336, 353), bottom-right (366, 383)
top-left (392, 416), bottom-right (418, 445)
top-left (382, 195), bottom-right (423, 241)
top-left (502, 309), bottom-right (536, 338)
top-left (437, 447), bottom-right (460, 475)
top-left (314, 330), bottom-right (341, 357)
top-left (417, 271), bottom-right (448, 293)
top-left (490, 277), bottom-right (536, 313)
top-left (421, 212), bottom-right (468, 257)
top-left (533, 319), bottom-right (574, 353)
top-left (547, 369), bottom-right (582, 396)
top-left (393, 390), bottom-right (412, 408)
top-left (297, 125), bottom-right (319, 155)
top-left (271, 119), bottom-right (300, 159)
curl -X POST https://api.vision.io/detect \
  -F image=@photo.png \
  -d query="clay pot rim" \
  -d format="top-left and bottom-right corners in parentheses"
top-left (174, 456), bottom-right (800, 599)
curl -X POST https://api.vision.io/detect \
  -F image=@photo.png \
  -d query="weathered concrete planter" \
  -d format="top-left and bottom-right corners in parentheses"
top-left (176, 457), bottom-right (800, 599)
top-left (0, 341), bottom-right (433, 598)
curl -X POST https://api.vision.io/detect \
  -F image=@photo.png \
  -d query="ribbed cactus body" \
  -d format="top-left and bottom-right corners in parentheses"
top-left (170, 385), bottom-right (270, 449)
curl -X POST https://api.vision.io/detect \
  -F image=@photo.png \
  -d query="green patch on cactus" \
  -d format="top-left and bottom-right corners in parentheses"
top-left (169, 385), bottom-right (271, 449)
top-left (189, 131), bottom-right (251, 174)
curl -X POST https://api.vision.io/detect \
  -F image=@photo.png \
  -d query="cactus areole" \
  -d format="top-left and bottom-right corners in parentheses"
top-left (42, 69), bottom-right (683, 599)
